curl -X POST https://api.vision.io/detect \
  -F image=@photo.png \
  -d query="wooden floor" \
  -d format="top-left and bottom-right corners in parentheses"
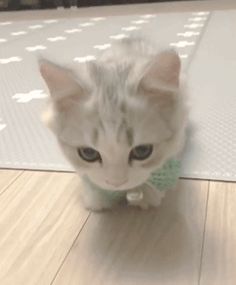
top-left (0, 170), bottom-right (235, 285)
top-left (1, 1), bottom-right (236, 284)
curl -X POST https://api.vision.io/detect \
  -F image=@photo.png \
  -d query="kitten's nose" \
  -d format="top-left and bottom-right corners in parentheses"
top-left (106, 179), bottom-right (128, 187)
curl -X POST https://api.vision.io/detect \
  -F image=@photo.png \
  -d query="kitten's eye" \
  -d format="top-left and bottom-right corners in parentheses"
top-left (78, 147), bottom-right (101, 162)
top-left (130, 144), bottom-right (153, 161)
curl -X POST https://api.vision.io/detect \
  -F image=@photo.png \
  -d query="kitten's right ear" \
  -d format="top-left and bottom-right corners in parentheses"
top-left (39, 59), bottom-right (84, 107)
top-left (139, 50), bottom-right (181, 92)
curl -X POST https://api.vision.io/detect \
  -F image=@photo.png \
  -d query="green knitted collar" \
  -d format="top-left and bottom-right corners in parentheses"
top-left (147, 159), bottom-right (180, 191)
top-left (82, 159), bottom-right (180, 201)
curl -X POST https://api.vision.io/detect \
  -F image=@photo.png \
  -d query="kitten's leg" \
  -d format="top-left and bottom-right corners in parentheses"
top-left (80, 182), bottom-right (118, 211)
top-left (127, 190), bottom-right (149, 209)
top-left (142, 184), bottom-right (166, 208)
top-left (126, 184), bottom-right (165, 209)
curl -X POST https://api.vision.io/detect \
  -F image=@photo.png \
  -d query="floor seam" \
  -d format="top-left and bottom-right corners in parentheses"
top-left (198, 180), bottom-right (210, 285)
top-left (0, 170), bottom-right (24, 197)
top-left (50, 211), bottom-right (91, 285)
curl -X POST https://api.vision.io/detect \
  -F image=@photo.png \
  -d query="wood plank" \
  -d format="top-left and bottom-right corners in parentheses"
top-left (0, 170), bottom-right (23, 195)
top-left (200, 182), bottom-right (236, 285)
top-left (0, 171), bottom-right (89, 285)
top-left (54, 180), bottom-right (209, 285)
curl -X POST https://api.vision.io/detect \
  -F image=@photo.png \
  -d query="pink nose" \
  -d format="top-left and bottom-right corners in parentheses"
top-left (105, 179), bottom-right (128, 187)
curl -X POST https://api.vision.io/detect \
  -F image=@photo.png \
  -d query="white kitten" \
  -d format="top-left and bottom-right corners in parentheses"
top-left (39, 37), bottom-right (187, 211)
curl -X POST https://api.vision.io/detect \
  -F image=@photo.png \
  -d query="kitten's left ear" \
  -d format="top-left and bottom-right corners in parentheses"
top-left (139, 50), bottom-right (181, 92)
top-left (39, 59), bottom-right (84, 103)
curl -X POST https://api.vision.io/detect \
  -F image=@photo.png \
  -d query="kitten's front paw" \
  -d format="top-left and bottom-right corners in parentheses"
top-left (83, 199), bottom-right (113, 212)
top-left (126, 184), bottom-right (165, 209)
top-left (81, 190), bottom-right (115, 212)
top-left (126, 191), bottom-right (149, 209)
top-left (80, 180), bottom-right (117, 211)
top-left (127, 185), bottom-right (165, 209)
top-left (142, 185), bottom-right (165, 208)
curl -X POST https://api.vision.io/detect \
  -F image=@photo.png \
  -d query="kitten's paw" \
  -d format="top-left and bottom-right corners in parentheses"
top-left (126, 191), bottom-right (149, 209)
top-left (130, 185), bottom-right (165, 209)
top-left (83, 199), bottom-right (113, 212)
top-left (81, 190), bottom-right (115, 212)
top-left (143, 185), bottom-right (165, 208)
top-left (126, 185), bottom-right (165, 209)
top-left (81, 181), bottom-right (117, 211)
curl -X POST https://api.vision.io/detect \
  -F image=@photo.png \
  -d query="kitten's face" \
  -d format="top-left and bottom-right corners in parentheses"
top-left (55, 95), bottom-right (173, 191)
top-left (40, 49), bottom-right (185, 191)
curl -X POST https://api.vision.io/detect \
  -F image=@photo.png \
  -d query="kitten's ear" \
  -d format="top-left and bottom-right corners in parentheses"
top-left (139, 50), bottom-right (181, 92)
top-left (39, 59), bottom-right (84, 106)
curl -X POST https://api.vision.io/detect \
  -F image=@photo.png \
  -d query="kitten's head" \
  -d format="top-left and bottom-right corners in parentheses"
top-left (39, 50), bottom-right (186, 191)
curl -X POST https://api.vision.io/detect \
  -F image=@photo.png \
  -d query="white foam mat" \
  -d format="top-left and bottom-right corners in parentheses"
top-left (1, 11), bottom-right (235, 182)
top-left (182, 10), bottom-right (236, 181)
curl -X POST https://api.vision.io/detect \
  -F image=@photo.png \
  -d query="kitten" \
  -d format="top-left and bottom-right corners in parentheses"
top-left (39, 37), bottom-right (187, 211)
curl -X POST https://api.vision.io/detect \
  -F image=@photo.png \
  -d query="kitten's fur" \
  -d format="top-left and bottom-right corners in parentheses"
top-left (39, 37), bottom-right (187, 210)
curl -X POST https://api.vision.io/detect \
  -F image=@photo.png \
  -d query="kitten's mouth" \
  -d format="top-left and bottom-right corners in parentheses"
top-left (103, 179), bottom-right (145, 192)
top-left (105, 179), bottom-right (128, 189)
top-left (87, 175), bottom-right (149, 192)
